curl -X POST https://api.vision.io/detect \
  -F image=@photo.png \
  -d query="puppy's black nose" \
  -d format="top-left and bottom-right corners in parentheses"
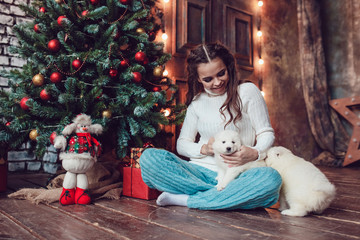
top-left (226, 147), bottom-right (231, 152)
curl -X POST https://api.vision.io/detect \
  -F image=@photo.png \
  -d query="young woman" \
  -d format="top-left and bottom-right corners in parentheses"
top-left (140, 43), bottom-right (281, 210)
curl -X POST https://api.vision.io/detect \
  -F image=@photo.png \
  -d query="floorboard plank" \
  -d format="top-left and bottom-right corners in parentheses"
top-left (0, 210), bottom-right (39, 240)
top-left (131, 198), bottom-right (360, 240)
top-left (333, 183), bottom-right (360, 197)
top-left (0, 198), bottom-right (126, 240)
top-left (0, 166), bottom-right (358, 240)
top-left (50, 201), bottom-right (201, 240)
top-left (331, 195), bottom-right (360, 212)
top-left (7, 174), bottom-right (46, 192)
top-left (97, 198), bottom-right (282, 240)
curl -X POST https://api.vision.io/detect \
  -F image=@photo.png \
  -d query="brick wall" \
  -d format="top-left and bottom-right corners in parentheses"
top-left (0, 0), bottom-right (29, 90)
top-left (0, 0), bottom-right (60, 174)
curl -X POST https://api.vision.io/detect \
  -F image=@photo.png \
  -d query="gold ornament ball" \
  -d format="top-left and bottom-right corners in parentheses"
top-left (153, 66), bottom-right (163, 77)
top-left (55, 0), bottom-right (63, 3)
top-left (136, 28), bottom-right (145, 34)
top-left (29, 129), bottom-right (39, 141)
top-left (32, 73), bottom-right (44, 86)
top-left (102, 110), bottom-right (112, 118)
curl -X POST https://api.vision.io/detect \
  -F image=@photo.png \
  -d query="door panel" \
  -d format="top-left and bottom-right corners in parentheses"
top-left (225, 6), bottom-right (254, 70)
top-left (175, 0), bottom-right (211, 54)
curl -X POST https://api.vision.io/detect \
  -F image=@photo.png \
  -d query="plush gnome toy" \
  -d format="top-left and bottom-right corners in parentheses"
top-left (53, 114), bottom-right (103, 205)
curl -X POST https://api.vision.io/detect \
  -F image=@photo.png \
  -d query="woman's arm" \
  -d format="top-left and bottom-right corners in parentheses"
top-left (176, 104), bottom-right (208, 158)
top-left (245, 83), bottom-right (275, 158)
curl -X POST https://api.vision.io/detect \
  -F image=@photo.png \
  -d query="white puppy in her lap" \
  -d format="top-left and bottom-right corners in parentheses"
top-left (266, 146), bottom-right (336, 217)
top-left (212, 130), bottom-right (266, 191)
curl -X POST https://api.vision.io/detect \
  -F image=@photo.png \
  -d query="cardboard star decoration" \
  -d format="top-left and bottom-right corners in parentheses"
top-left (329, 96), bottom-right (360, 166)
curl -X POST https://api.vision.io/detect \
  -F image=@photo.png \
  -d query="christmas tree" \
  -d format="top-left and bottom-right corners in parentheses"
top-left (0, 0), bottom-right (185, 158)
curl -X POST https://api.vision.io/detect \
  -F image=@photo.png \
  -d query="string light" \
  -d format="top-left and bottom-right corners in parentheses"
top-left (162, 108), bottom-right (171, 117)
top-left (258, 59), bottom-right (264, 65)
top-left (258, 0), bottom-right (264, 7)
top-left (164, 0), bottom-right (169, 2)
top-left (257, 30), bottom-right (262, 37)
top-left (162, 33), bottom-right (168, 40)
top-left (163, 69), bottom-right (168, 76)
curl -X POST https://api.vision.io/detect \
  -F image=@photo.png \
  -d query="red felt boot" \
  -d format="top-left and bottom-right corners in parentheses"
top-left (75, 187), bottom-right (91, 205)
top-left (59, 188), bottom-right (75, 205)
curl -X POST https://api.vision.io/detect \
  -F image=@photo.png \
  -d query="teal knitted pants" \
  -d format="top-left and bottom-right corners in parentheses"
top-left (140, 148), bottom-right (282, 210)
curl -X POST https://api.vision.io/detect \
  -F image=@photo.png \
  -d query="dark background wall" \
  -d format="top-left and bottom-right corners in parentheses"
top-left (261, 0), bottom-right (320, 160)
top-left (320, 0), bottom-right (360, 135)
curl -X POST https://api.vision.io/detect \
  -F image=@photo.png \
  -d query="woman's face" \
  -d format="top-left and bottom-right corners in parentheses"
top-left (197, 57), bottom-right (229, 95)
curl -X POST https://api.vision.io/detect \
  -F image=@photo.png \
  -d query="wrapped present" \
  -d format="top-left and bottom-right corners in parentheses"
top-left (130, 143), bottom-right (154, 168)
top-left (130, 148), bottom-right (144, 168)
top-left (122, 167), bottom-right (161, 200)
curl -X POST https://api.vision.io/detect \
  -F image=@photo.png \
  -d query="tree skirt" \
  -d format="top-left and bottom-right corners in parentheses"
top-left (8, 161), bottom-right (122, 204)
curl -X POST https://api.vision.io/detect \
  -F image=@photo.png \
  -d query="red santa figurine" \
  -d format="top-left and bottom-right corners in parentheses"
top-left (53, 114), bottom-right (103, 205)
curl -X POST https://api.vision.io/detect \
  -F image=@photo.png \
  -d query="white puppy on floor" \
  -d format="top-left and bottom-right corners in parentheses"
top-left (266, 146), bottom-right (336, 217)
top-left (212, 130), bottom-right (266, 191)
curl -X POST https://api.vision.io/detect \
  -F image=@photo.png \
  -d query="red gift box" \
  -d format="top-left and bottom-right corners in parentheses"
top-left (122, 167), bottom-right (160, 200)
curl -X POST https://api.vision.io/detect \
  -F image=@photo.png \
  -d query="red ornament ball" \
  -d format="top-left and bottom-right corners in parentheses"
top-left (40, 89), bottom-right (50, 100)
top-left (50, 132), bottom-right (57, 145)
top-left (143, 57), bottom-right (149, 65)
top-left (50, 72), bottom-right (62, 83)
top-left (48, 39), bottom-right (61, 52)
top-left (57, 16), bottom-right (66, 26)
top-left (90, 0), bottom-right (99, 5)
top-left (39, 7), bottom-right (46, 13)
top-left (152, 86), bottom-right (161, 92)
top-left (119, 0), bottom-right (131, 5)
top-left (132, 72), bottom-right (142, 83)
top-left (81, 10), bottom-right (88, 17)
top-left (34, 24), bottom-right (40, 33)
top-left (109, 68), bottom-right (118, 77)
top-left (20, 97), bottom-right (30, 110)
top-left (5, 122), bottom-right (11, 126)
top-left (72, 59), bottom-right (82, 69)
top-left (135, 51), bottom-right (146, 62)
top-left (120, 59), bottom-right (129, 68)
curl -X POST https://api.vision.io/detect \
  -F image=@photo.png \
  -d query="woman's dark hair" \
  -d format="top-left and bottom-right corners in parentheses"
top-left (185, 42), bottom-right (244, 127)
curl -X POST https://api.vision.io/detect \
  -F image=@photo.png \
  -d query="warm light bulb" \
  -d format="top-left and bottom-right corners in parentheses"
top-left (259, 59), bottom-right (264, 65)
top-left (162, 33), bottom-right (168, 40)
top-left (261, 91), bottom-right (265, 97)
top-left (258, 1), bottom-right (264, 7)
top-left (163, 108), bottom-right (171, 117)
top-left (163, 70), bottom-right (168, 76)
top-left (257, 30), bottom-right (262, 37)
top-left (164, 0), bottom-right (169, 2)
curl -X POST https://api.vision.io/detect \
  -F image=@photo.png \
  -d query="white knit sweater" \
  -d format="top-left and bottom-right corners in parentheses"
top-left (176, 82), bottom-right (275, 171)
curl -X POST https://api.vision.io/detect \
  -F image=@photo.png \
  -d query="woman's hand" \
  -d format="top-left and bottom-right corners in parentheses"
top-left (221, 146), bottom-right (258, 167)
top-left (200, 137), bottom-right (215, 156)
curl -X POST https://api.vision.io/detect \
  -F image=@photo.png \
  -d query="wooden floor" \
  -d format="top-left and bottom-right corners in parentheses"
top-left (0, 166), bottom-right (359, 240)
